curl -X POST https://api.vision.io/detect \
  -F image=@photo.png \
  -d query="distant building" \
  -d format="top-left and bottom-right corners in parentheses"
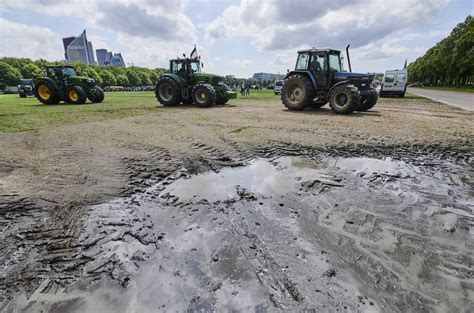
top-left (111, 53), bottom-right (125, 67)
top-left (62, 30), bottom-right (96, 65)
top-left (253, 72), bottom-right (285, 81)
top-left (96, 49), bottom-right (125, 67)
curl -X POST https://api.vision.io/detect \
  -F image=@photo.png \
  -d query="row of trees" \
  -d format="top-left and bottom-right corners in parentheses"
top-left (0, 57), bottom-right (166, 90)
top-left (408, 16), bottom-right (473, 86)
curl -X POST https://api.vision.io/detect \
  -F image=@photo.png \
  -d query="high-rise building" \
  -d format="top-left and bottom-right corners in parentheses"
top-left (96, 49), bottom-right (125, 67)
top-left (111, 53), bottom-right (125, 67)
top-left (62, 30), bottom-right (96, 65)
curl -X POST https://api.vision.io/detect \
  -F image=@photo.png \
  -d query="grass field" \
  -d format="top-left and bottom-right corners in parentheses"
top-left (0, 92), bottom-right (161, 133)
top-left (0, 89), bottom-right (420, 133)
top-left (415, 86), bottom-right (474, 93)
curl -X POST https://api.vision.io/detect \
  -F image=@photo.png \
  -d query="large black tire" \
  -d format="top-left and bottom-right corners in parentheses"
top-left (357, 89), bottom-right (378, 111)
top-left (308, 101), bottom-right (327, 109)
top-left (88, 85), bottom-right (105, 103)
top-left (329, 85), bottom-right (360, 114)
top-left (155, 76), bottom-right (181, 106)
top-left (66, 86), bottom-right (87, 104)
top-left (281, 74), bottom-right (314, 110)
top-left (35, 79), bottom-right (60, 104)
top-left (192, 83), bottom-right (216, 107)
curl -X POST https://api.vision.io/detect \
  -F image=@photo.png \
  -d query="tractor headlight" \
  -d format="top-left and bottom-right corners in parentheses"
top-left (218, 81), bottom-right (225, 86)
top-left (86, 78), bottom-right (94, 84)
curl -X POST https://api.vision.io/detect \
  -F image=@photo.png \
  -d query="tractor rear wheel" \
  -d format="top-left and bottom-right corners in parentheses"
top-left (329, 85), bottom-right (360, 114)
top-left (66, 86), bottom-right (87, 104)
top-left (192, 83), bottom-right (216, 107)
top-left (357, 89), bottom-right (378, 111)
top-left (155, 76), bottom-right (181, 106)
top-left (281, 74), bottom-right (314, 110)
top-left (88, 85), bottom-right (105, 103)
top-left (35, 80), bottom-right (59, 104)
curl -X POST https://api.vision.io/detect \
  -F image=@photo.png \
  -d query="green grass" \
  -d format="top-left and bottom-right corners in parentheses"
top-left (230, 126), bottom-right (252, 133)
top-left (413, 86), bottom-right (474, 93)
top-left (0, 92), bottom-right (160, 133)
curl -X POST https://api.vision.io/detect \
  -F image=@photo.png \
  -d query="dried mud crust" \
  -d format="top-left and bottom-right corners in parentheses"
top-left (1, 142), bottom-right (473, 312)
top-left (0, 98), bottom-right (473, 311)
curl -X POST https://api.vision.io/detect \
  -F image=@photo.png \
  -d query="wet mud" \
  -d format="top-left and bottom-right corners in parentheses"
top-left (1, 144), bottom-right (472, 312)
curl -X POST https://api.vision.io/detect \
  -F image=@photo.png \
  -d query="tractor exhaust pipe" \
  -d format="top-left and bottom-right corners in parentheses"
top-left (346, 44), bottom-right (352, 72)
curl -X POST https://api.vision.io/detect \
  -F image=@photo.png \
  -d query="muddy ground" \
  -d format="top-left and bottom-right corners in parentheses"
top-left (0, 97), bottom-right (473, 312)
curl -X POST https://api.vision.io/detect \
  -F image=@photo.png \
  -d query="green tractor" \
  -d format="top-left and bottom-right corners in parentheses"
top-left (34, 66), bottom-right (104, 104)
top-left (155, 58), bottom-right (236, 107)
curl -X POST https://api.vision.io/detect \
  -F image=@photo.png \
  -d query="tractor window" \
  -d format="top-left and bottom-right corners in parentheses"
top-left (63, 68), bottom-right (77, 76)
top-left (396, 73), bottom-right (406, 83)
top-left (385, 74), bottom-right (395, 83)
top-left (295, 53), bottom-right (310, 70)
top-left (171, 61), bottom-right (180, 74)
top-left (190, 61), bottom-right (200, 73)
top-left (329, 54), bottom-right (342, 71)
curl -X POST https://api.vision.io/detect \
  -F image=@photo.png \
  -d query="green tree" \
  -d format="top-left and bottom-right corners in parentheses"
top-left (137, 72), bottom-right (152, 86)
top-left (126, 69), bottom-right (141, 86)
top-left (116, 74), bottom-right (129, 86)
top-left (83, 67), bottom-right (103, 85)
top-left (99, 70), bottom-right (117, 86)
top-left (0, 62), bottom-right (22, 90)
top-left (22, 63), bottom-right (43, 79)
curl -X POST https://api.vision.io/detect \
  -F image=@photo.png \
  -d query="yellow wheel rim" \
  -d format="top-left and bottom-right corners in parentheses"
top-left (38, 85), bottom-right (51, 100)
top-left (200, 91), bottom-right (206, 99)
top-left (69, 90), bottom-right (79, 102)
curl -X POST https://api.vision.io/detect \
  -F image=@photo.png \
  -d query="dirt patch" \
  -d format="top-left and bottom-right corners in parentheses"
top-left (0, 97), bottom-right (472, 311)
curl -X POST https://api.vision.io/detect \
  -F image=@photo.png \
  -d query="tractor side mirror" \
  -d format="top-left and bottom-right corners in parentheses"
top-left (201, 62), bottom-right (204, 68)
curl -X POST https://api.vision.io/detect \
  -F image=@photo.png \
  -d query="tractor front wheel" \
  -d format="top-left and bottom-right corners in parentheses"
top-left (192, 83), bottom-right (216, 107)
top-left (281, 74), bottom-right (314, 110)
top-left (357, 89), bottom-right (378, 111)
top-left (66, 86), bottom-right (87, 104)
top-left (155, 76), bottom-right (181, 106)
top-left (329, 85), bottom-right (360, 114)
top-left (35, 80), bottom-right (59, 104)
top-left (88, 85), bottom-right (105, 103)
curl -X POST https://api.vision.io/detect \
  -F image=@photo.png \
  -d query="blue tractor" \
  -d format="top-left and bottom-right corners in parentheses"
top-left (281, 45), bottom-right (378, 114)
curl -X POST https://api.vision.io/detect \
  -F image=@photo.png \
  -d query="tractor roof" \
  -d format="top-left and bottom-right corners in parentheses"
top-left (297, 48), bottom-right (341, 53)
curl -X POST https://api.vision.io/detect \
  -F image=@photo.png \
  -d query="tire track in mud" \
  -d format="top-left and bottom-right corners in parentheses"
top-left (1, 142), bottom-right (472, 311)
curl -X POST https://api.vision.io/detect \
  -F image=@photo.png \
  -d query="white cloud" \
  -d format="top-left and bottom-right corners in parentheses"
top-left (0, 18), bottom-right (63, 60)
top-left (205, 0), bottom-right (449, 51)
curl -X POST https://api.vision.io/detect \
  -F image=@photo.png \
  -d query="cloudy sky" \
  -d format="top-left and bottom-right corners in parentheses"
top-left (0, 0), bottom-right (471, 77)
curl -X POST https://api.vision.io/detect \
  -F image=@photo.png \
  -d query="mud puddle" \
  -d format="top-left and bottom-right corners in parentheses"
top-left (5, 155), bottom-right (473, 312)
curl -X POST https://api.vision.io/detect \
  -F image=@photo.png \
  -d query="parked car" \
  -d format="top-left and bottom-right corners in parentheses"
top-left (379, 69), bottom-right (408, 97)
top-left (274, 80), bottom-right (284, 95)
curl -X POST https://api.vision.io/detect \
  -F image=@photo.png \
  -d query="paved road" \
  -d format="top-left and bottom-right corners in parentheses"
top-left (408, 87), bottom-right (473, 111)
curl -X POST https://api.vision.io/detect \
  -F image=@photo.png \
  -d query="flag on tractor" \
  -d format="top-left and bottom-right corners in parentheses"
top-left (190, 45), bottom-right (198, 60)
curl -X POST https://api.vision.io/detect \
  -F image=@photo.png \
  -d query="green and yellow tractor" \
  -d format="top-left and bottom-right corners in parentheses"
top-left (155, 58), bottom-right (236, 107)
top-left (35, 65), bottom-right (104, 104)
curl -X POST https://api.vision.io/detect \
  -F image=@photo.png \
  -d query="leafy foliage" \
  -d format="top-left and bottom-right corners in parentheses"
top-left (0, 57), bottom-right (166, 89)
top-left (408, 16), bottom-right (473, 87)
top-left (0, 62), bottom-right (22, 89)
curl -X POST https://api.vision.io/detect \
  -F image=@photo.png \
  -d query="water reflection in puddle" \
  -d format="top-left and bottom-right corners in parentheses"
top-left (164, 157), bottom-right (326, 202)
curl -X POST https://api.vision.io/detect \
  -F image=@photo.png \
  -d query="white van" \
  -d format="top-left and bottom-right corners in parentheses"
top-left (380, 69), bottom-right (408, 97)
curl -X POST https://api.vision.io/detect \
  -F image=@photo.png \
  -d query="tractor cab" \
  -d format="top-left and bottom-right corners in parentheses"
top-left (294, 48), bottom-right (343, 89)
top-left (45, 66), bottom-right (78, 81)
top-left (169, 59), bottom-right (201, 81)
